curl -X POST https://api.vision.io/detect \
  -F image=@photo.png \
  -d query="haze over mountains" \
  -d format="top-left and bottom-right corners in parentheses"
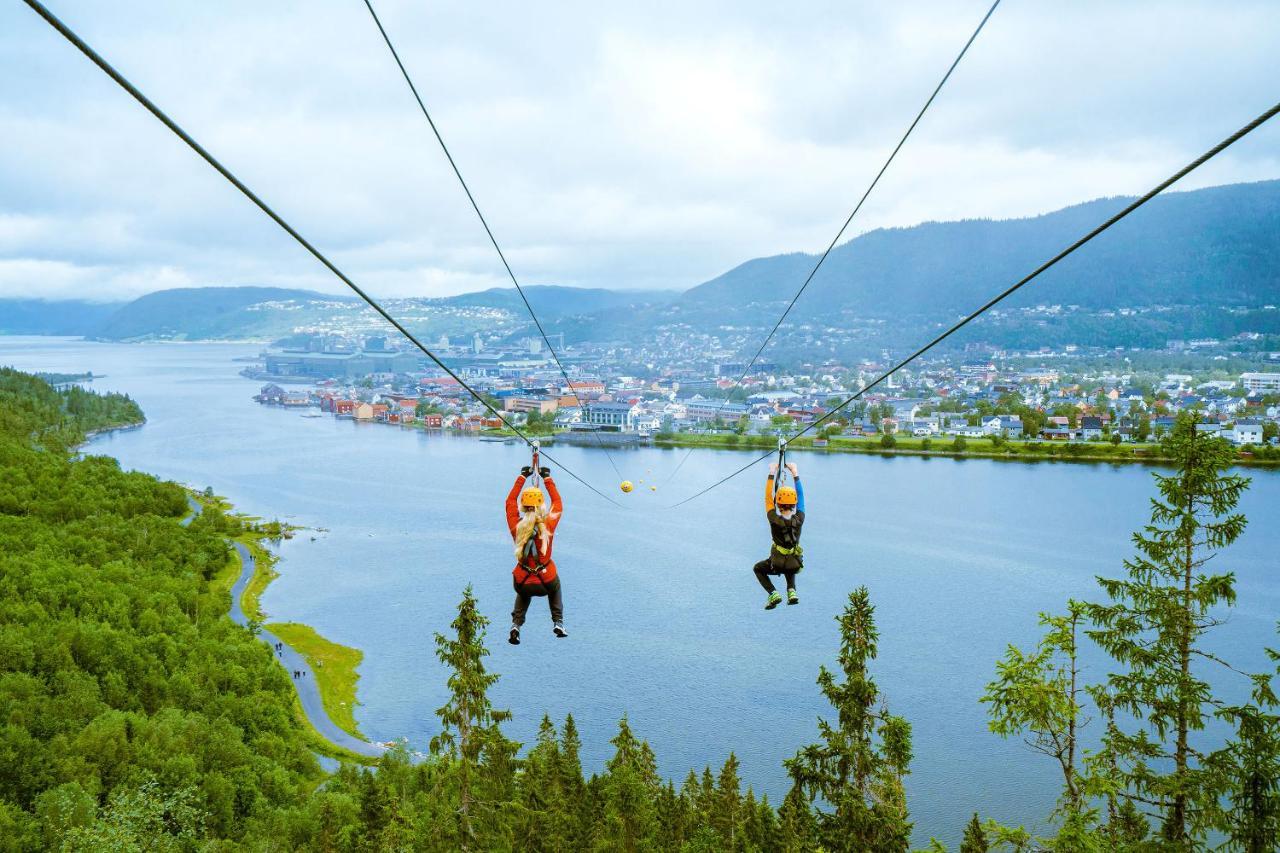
top-left (3, 180), bottom-right (1278, 352)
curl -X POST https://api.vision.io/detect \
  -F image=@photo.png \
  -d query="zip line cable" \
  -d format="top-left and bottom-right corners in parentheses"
top-left (670, 98), bottom-right (1280, 508)
top-left (361, 0), bottom-right (626, 482)
top-left (20, 0), bottom-right (621, 508)
top-left (660, 0), bottom-right (1001, 490)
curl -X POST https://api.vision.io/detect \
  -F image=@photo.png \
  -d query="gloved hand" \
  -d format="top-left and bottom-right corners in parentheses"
top-left (538, 466), bottom-right (551, 478)
top-left (520, 466), bottom-right (533, 477)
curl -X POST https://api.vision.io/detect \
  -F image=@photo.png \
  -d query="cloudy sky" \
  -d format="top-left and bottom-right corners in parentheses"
top-left (2, 0), bottom-right (1278, 302)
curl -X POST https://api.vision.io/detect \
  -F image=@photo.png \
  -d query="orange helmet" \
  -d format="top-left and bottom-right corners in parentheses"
top-left (775, 486), bottom-right (798, 506)
top-left (520, 487), bottom-right (545, 509)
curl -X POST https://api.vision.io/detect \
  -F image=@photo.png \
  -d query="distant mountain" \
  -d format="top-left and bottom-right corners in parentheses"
top-left (678, 180), bottom-right (1280, 319)
top-left (0, 299), bottom-right (125, 335)
top-left (79, 284), bottom-right (679, 342)
top-left (6, 180), bottom-right (1277, 352)
top-left (90, 286), bottom-right (356, 341)
top-left (442, 285), bottom-right (678, 317)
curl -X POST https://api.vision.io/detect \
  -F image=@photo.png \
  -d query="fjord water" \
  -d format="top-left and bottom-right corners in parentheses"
top-left (5, 337), bottom-right (1278, 846)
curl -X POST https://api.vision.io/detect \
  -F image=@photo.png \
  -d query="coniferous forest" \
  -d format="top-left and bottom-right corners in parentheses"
top-left (1, 367), bottom-right (1277, 851)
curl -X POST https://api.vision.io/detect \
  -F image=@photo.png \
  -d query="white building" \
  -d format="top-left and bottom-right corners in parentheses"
top-left (1240, 373), bottom-right (1280, 393)
top-left (585, 401), bottom-right (636, 431)
top-left (1231, 420), bottom-right (1264, 446)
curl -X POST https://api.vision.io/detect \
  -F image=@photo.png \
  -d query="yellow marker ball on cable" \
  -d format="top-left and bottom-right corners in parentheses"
top-left (620, 480), bottom-right (634, 493)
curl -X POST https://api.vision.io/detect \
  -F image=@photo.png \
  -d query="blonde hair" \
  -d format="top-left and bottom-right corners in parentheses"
top-left (513, 505), bottom-right (551, 560)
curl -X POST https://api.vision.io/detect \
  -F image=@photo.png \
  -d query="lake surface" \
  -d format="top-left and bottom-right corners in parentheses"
top-left (4, 336), bottom-right (1277, 846)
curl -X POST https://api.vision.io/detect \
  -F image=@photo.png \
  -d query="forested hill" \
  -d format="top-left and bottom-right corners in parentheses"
top-left (0, 370), bottom-right (328, 846)
top-left (678, 179), bottom-right (1280, 317)
top-left (0, 367), bottom-right (143, 450)
top-left (90, 286), bottom-right (356, 341)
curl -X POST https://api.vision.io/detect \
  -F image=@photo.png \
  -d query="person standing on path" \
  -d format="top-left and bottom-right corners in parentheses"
top-left (754, 461), bottom-right (805, 609)
top-left (505, 464), bottom-right (567, 644)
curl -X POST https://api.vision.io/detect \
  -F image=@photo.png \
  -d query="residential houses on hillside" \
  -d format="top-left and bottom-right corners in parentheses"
top-left (249, 334), bottom-right (1280, 450)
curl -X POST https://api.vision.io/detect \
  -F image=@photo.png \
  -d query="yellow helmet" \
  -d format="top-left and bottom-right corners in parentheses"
top-left (520, 487), bottom-right (544, 508)
top-left (775, 486), bottom-right (798, 506)
top-left (620, 480), bottom-right (634, 493)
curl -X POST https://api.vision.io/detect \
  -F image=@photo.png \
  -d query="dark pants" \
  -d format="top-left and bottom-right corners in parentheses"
top-left (512, 577), bottom-right (563, 626)
top-left (753, 559), bottom-right (798, 594)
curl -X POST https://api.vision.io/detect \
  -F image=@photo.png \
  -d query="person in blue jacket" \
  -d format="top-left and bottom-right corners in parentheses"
top-left (753, 461), bottom-right (804, 609)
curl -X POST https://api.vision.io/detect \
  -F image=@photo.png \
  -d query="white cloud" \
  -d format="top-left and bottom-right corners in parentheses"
top-left (1, 0), bottom-right (1277, 301)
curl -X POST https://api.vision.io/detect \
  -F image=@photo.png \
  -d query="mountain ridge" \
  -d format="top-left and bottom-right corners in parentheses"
top-left (3, 179), bottom-right (1278, 348)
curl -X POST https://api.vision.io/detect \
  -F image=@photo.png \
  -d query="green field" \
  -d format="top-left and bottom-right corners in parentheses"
top-left (268, 622), bottom-right (367, 740)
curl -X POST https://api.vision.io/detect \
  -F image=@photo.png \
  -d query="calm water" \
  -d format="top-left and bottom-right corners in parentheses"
top-left (4, 337), bottom-right (1277, 846)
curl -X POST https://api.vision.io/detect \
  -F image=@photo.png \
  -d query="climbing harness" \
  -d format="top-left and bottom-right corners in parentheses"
top-left (516, 441), bottom-right (557, 586)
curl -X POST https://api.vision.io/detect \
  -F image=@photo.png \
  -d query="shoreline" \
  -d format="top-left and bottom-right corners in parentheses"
top-left (651, 434), bottom-right (1280, 468)
top-left (79, 418), bottom-right (146, 443)
top-left (185, 491), bottom-right (384, 764)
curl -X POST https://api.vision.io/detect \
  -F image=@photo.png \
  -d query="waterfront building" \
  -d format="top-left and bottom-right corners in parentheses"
top-left (1231, 420), bottom-right (1264, 445)
top-left (504, 396), bottom-right (558, 415)
top-left (585, 401), bottom-right (636, 431)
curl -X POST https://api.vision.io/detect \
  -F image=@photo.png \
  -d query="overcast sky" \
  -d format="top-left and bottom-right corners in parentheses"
top-left (2, 0), bottom-right (1278, 302)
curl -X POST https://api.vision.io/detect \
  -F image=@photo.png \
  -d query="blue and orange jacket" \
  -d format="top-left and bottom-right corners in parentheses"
top-left (505, 474), bottom-right (563, 589)
top-left (765, 474), bottom-right (805, 568)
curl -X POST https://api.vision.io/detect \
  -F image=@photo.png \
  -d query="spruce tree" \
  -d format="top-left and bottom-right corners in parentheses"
top-left (960, 812), bottom-right (988, 852)
top-left (699, 766), bottom-right (717, 820)
top-left (430, 586), bottom-right (516, 850)
top-left (785, 586), bottom-right (913, 852)
top-left (654, 781), bottom-right (688, 850)
top-left (597, 717), bottom-right (659, 852)
top-left (739, 788), bottom-right (759, 850)
top-left (983, 602), bottom-right (1088, 814)
top-left (756, 792), bottom-right (782, 852)
top-left (515, 715), bottom-right (561, 853)
top-left (1216, 702), bottom-right (1280, 852)
top-left (777, 784), bottom-right (816, 852)
top-left (714, 752), bottom-right (742, 850)
top-left (554, 714), bottom-right (589, 851)
top-left (1085, 414), bottom-right (1251, 843)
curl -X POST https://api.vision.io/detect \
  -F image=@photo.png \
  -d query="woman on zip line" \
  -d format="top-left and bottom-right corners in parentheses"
top-left (754, 460), bottom-right (804, 609)
top-left (505, 461), bottom-right (567, 644)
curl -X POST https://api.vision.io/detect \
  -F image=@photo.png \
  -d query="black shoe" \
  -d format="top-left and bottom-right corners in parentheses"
top-left (787, 590), bottom-right (799, 605)
top-left (508, 627), bottom-right (521, 645)
top-left (553, 622), bottom-right (568, 638)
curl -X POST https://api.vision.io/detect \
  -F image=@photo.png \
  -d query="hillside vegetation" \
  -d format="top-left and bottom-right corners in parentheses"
top-left (0, 369), bottom-right (328, 847)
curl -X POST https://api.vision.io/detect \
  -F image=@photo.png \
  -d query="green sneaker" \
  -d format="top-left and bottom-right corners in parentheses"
top-left (765, 591), bottom-right (783, 610)
top-left (787, 590), bottom-right (799, 605)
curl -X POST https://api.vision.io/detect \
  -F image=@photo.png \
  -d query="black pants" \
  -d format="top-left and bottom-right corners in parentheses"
top-left (512, 576), bottom-right (563, 626)
top-left (753, 559), bottom-right (798, 594)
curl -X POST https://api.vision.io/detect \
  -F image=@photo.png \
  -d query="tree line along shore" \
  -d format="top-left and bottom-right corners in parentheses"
top-left (650, 430), bottom-right (1280, 467)
top-left (1, 366), bottom-right (1277, 850)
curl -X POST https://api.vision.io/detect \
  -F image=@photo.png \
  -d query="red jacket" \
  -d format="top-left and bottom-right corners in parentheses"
top-left (505, 475), bottom-right (563, 589)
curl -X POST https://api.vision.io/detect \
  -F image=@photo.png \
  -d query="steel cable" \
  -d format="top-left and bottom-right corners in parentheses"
top-left (670, 98), bottom-right (1280, 508)
top-left (21, 0), bottom-right (621, 507)
top-left (660, 0), bottom-right (1001, 490)
top-left (361, 0), bottom-right (627, 482)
